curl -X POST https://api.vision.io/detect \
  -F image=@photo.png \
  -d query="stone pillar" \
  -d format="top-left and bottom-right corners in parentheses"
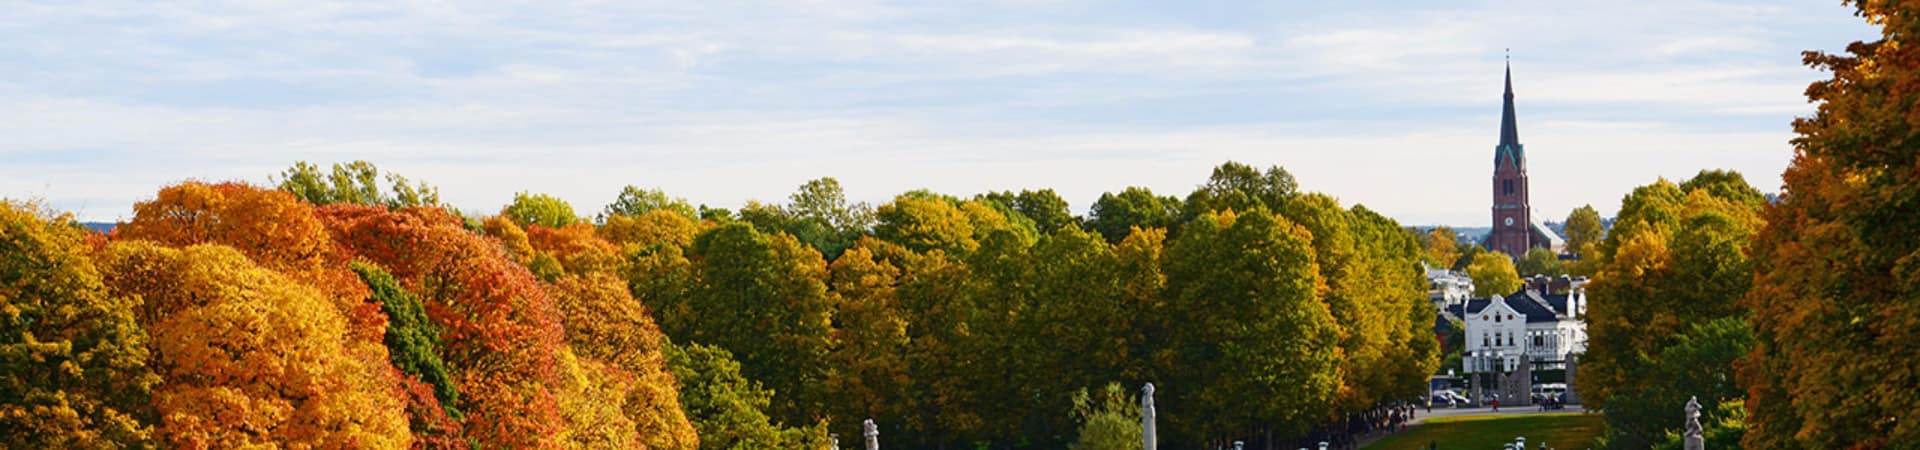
top-left (1564, 354), bottom-right (1581, 405)
top-left (1141, 383), bottom-right (1157, 450)
top-left (863, 419), bottom-right (879, 450)
top-left (1684, 397), bottom-right (1704, 450)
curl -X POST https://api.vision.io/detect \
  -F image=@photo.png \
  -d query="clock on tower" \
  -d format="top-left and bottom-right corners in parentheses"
top-left (1489, 61), bottom-right (1535, 259)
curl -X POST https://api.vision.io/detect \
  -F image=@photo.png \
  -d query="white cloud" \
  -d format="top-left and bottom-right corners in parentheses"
top-left (0, 0), bottom-right (1879, 226)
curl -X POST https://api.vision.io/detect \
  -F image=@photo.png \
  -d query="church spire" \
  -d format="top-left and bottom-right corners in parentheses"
top-left (1499, 59), bottom-right (1520, 149)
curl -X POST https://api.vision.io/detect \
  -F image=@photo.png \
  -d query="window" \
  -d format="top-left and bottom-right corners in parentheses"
top-left (1483, 333), bottom-right (1490, 347)
top-left (1508, 334), bottom-right (1516, 346)
top-left (1533, 335), bottom-right (1544, 348)
top-left (1503, 179), bottom-right (1514, 195)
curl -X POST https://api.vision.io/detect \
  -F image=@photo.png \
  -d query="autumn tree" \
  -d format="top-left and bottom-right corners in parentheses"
top-left (1466, 251), bottom-right (1521, 297)
top-left (1578, 173), bottom-right (1763, 449)
top-left (352, 262), bottom-right (466, 448)
top-left (821, 239), bottom-right (913, 445)
top-left (101, 243), bottom-right (411, 449)
top-left (0, 201), bottom-right (159, 448)
top-left (273, 160), bottom-right (441, 208)
top-left (1420, 226), bottom-right (1463, 269)
top-left (322, 205), bottom-right (570, 448)
top-left (1743, 3), bottom-right (1920, 446)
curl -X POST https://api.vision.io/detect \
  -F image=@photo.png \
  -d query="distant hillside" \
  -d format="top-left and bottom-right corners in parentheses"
top-left (81, 222), bottom-right (115, 234)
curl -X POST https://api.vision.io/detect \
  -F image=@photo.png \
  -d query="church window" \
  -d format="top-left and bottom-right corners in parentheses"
top-left (1504, 179), bottom-right (1514, 195)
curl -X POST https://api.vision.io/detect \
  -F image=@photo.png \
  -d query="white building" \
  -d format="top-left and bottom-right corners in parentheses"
top-left (1451, 281), bottom-right (1587, 374)
top-left (1427, 267), bottom-right (1474, 316)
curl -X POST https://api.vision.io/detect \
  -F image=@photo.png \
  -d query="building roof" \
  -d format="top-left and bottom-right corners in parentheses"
top-left (1448, 290), bottom-right (1576, 324)
top-left (1495, 63), bottom-right (1525, 168)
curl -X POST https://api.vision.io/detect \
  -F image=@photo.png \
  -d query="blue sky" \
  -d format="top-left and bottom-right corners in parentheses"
top-left (0, 1), bottom-right (1880, 225)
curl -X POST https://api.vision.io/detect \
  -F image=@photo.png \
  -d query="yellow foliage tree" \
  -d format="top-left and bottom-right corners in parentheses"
top-left (100, 243), bottom-right (411, 449)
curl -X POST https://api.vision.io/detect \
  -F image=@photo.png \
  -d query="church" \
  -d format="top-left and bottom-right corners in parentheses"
top-left (1485, 62), bottom-right (1565, 258)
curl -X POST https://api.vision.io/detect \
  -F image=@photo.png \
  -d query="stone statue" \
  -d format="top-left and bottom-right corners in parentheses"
top-left (829, 433), bottom-right (840, 450)
top-left (1684, 396), bottom-right (1704, 450)
top-left (864, 419), bottom-right (880, 450)
top-left (1141, 383), bottom-right (1157, 450)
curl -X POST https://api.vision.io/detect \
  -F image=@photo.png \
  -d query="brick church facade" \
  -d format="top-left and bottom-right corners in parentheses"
top-left (1487, 63), bottom-right (1559, 258)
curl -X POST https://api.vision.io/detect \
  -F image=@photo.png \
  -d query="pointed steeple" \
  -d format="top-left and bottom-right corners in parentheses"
top-left (1500, 60), bottom-right (1520, 149)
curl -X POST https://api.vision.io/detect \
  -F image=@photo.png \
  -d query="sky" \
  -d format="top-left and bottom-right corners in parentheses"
top-left (0, 1), bottom-right (1883, 226)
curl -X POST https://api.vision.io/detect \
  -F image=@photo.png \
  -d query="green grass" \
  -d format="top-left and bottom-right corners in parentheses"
top-left (1361, 412), bottom-right (1604, 450)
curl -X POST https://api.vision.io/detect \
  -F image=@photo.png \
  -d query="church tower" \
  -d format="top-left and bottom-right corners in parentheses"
top-left (1489, 62), bottom-right (1534, 258)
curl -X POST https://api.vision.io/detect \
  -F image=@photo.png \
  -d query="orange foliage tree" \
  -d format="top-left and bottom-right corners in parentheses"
top-left (100, 242), bottom-right (411, 449)
top-left (321, 205), bottom-right (570, 449)
top-left (1744, 1), bottom-right (1920, 446)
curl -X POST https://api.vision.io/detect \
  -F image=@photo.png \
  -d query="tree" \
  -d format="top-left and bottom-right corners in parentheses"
top-left (1068, 383), bottom-right (1143, 450)
top-left (352, 262), bottom-right (466, 448)
top-left (0, 202), bottom-right (159, 448)
top-left (821, 239), bottom-right (913, 445)
top-left (603, 186), bottom-right (698, 222)
top-left (666, 342), bottom-right (825, 450)
top-left (1086, 187), bottom-right (1180, 243)
top-left (1577, 173), bottom-right (1764, 449)
top-left (680, 223), bottom-right (834, 427)
top-left (1161, 209), bottom-right (1339, 443)
top-left (872, 194), bottom-right (978, 255)
top-left (1421, 226), bottom-right (1462, 269)
top-left (1466, 251), bottom-right (1521, 297)
top-left (101, 243), bottom-right (411, 449)
top-left (322, 205), bottom-right (571, 448)
top-left (272, 160), bottom-right (441, 208)
top-left (1515, 247), bottom-right (1565, 278)
top-left (979, 189), bottom-right (1074, 236)
top-left (1743, 4), bottom-right (1920, 446)
top-left (504, 191), bottom-right (583, 228)
top-left (1563, 205), bottom-right (1605, 276)
top-left (1181, 161), bottom-right (1299, 220)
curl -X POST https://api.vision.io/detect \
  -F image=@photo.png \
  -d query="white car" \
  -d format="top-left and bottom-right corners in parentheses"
top-left (1430, 391), bottom-right (1469, 407)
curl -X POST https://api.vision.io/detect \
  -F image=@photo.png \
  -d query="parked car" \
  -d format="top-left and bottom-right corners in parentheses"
top-left (1430, 390), bottom-right (1469, 407)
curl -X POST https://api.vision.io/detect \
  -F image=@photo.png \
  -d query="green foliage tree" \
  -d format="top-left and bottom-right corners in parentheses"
top-left (1086, 187), bottom-right (1180, 243)
top-left (1162, 209), bottom-right (1339, 442)
top-left (1466, 251), bottom-right (1521, 297)
top-left (1068, 383), bottom-right (1142, 450)
top-left (1181, 161), bottom-right (1298, 220)
top-left (503, 191), bottom-right (583, 228)
top-left (351, 262), bottom-right (465, 446)
top-left (682, 223), bottom-right (834, 427)
top-left (666, 342), bottom-right (824, 450)
top-left (603, 186), bottom-right (698, 222)
top-left (1563, 205), bottom-right (1605, 276)
top-left (273, 160), bottom-right (441, 208)
top-left (1515, 247), bottom-right (1565, 277)
top-left (0, 202), bottom-right (159, 448)
top-left (979, 189), bottom-right (1074, 236)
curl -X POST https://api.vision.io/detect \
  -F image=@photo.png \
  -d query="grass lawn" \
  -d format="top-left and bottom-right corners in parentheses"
top-left (1361, 413), bottom-right (1604, 450)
